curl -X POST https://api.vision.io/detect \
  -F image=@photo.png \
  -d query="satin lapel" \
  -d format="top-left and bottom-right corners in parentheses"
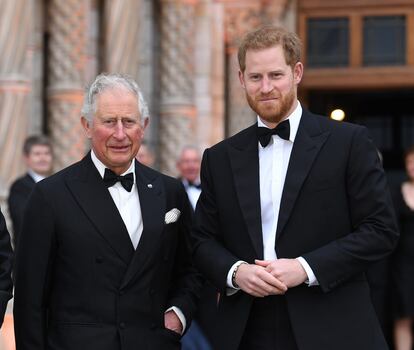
top-left (65, 155), bottom-right (135, 265)
top-left (276, 113), bottom-right (330, 241)
top-left (228, 125), bottom-right (263, 259)
top-left (121, 162), bottom-right (165, 288)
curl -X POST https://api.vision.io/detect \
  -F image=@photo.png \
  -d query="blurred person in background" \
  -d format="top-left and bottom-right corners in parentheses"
top-left (177, 146), bottom-right (202, 211)
top-left (177, 146), bottom-right (216, 350)
top-left (136, 140), bottom-right (155, 167)
top-left (392, 146), bottom-right (414, 350)
top-left (8, 135), bottom-right (53, 246)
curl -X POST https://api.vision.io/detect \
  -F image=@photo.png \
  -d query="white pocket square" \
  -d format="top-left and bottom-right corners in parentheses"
top-left (165, 208), bottom-right (181, 224)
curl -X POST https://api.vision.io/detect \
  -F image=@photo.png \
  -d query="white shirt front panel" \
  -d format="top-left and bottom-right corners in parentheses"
top-left (258, 102), bottom-right (302, 260)
top-left (91, 151), bottom-right (143, 249)
top-left (28, 169), bottom-right (46, 183)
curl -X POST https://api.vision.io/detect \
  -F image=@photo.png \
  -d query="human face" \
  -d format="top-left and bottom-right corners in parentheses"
top-left (177, 149), bottom-right (201, 183)
top-left (81, 88), bottom-right (148, 175)
top-left (25, 145), bottom-right (53, 176)
top-left (239, 45), bottom-right (303, 127)
top-left (406, 153), bottom-right (414, 181)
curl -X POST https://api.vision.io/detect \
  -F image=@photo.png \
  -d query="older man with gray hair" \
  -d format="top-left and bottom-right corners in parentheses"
top-left (14, 73), bottom-right (201, 350)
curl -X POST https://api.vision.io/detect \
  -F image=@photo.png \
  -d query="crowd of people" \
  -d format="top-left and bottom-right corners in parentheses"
top-left (0, 25), bottom-right (411, 350)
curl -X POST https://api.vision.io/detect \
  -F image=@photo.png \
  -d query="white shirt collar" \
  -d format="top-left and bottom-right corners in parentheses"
top-left (257, 100), bottom-right (302, 143)
top-left (90, 150), bottom-right (136, 182)
top-left (27, 169), bottom-right (46, 183)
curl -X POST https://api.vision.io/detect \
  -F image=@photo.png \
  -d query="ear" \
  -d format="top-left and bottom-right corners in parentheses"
top-left (142, 117), bottom-right (149, 131)
top-left (238, 70), bottom-right (246, 89)
top-left (293, 62), bottom-right (304, 84)
top-left (81, 117), bottom-right (92, 139)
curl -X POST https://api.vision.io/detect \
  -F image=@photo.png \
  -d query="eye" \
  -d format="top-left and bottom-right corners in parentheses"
top-left (249, 75), bottom-right (261, 81)
top-left (122, 118), bottom-right (138, 128)
top-left (103, 119), bottom-right (116, 126)
top-left (270, 72), bottom-right (282, 79)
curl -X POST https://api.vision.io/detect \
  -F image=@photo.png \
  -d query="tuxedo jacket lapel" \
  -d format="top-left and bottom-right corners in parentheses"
top-left (121, 161), bottom-right (165, 288)
top-left (228, 125), bottom-right (263, 259)
top-left (276, 112), bottom-right (330, 241)
top-left (65, 154), bottom-right (135, 265)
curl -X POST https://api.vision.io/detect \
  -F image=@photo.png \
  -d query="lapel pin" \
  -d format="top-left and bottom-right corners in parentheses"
top-left (147, 184), bottom-right (153, 188)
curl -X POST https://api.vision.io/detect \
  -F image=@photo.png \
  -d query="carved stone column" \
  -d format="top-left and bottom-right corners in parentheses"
top-left (159, 0), bottom-right (197, 175)
top-left (0, 0), bottom-right (30, 194)
top-left (102, 0), bottom-right (142, 76)
top-left (224, 2), bottom-right (263, 136)
top-left (47, 0), bottom-right (88, 171)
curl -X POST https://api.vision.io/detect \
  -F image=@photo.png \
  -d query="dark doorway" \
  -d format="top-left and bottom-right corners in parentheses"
top-left (307, 89), bottom-right (414, 189)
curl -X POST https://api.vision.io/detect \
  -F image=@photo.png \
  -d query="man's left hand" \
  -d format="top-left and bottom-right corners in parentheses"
top-left (255, 258), bottom-right (307, 288)
top-left (164, 310), bottom-right (183, 335)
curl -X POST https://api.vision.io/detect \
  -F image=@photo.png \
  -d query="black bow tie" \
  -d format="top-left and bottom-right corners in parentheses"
top-left (257, 119), bottom-right (290, 147)
top-left (103, 168), bottom-right (134, 192)
top-left (187, 181), bottom-right (201, 190)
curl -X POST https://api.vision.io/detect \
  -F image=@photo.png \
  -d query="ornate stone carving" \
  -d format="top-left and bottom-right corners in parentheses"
top-left (47, 0), bottom-right (88, 171)
top-left (159, 0), bottom-right (197, 175)
top-left (103, 0), bottom-right (142, 76)
top-left (0, 0), bottom-right (30, 195)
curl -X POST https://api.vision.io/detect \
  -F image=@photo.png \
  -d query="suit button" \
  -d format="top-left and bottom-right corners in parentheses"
top-left (119, 322), bottom-right (126, 329)
top-left (119, 290), bottom-right (125, 296)
top-left (150, 323), bottom-right (156, 329)
top-left (95, 257), bottom-right (103, 264)
top-left (149, 289), bottom-right (155, 295)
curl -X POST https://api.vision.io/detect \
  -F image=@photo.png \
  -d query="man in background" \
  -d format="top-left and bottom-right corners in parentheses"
top-left (177, 146), bottom-right (217, 350)
top-left (177, 146), bottom-right (202, 211)
top-left (8, 135), bottom-right (53, 245)
top-left (136, 140), bottom-right (155, 167)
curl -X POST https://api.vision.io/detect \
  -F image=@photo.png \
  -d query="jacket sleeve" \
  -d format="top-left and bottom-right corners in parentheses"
top-left (14, 185), bottom-right (55, 350)
top-left (0, 208), bottom-right (13, 326)
top-left (166, 182), bottom-right (203, 328)
top-left (191, 149), bottom-right (240, 291)
top-left (303, 126), bottom-right (399, 292)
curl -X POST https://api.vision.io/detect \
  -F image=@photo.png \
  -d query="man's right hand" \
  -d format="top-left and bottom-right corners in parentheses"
top-left (235, 263), bottom-right (288, 297)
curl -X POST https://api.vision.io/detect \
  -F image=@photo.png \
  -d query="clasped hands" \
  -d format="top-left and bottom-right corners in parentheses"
top-left (234, 259), bottom-right (308, 298)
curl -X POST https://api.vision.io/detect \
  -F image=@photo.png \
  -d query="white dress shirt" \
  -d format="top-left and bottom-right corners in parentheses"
top-left (91, 151), bottom-right (186, 332)
top-left (227, 101), bottom-right (318, 290)
top-left (182, 179), bottom-right (202, 210)
top-left (28, 169), bottom-right (46, 183)
top-left (91, 151), bottom-right (142, 249)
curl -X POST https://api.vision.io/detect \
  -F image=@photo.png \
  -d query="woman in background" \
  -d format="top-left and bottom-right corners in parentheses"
top-left (393, 146), bottom-right (414, 350)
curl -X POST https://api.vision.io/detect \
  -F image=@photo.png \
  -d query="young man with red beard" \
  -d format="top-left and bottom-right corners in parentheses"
top-left (191, 26), bottom-right (398, 350)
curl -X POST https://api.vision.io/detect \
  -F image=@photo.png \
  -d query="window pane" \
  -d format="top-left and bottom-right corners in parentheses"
top-left (363, 16), bottom-right (406, 66)
top-left (307, 18), bottom-right (349, 68)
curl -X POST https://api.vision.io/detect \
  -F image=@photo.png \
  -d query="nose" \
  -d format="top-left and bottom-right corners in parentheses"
top-left (260, 77), bottom-right (273, 94)
top-left (113, 119), bottom-right (127, 139)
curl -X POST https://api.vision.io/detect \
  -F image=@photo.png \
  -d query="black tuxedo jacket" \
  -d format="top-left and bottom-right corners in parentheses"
top-left (0, 208), bottom-right (13, 325)
top-left (14, 154), bottom-right (201, 350)
top-left (192, 110), bottom-right (399, 350)
top-left (8, 173), bottom-right (36, 243)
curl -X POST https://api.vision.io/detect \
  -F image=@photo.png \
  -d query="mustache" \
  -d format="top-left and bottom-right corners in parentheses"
top-left (257, 93), bottom-right (280, 100)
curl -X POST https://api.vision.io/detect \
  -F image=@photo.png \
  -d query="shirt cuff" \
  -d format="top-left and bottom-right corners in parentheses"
top-left (296, 257), bottom-right (319, 286)
top-left (166, 306), bottom-right (186, 334)
top-left (226, 260), bottom-right (246, 296)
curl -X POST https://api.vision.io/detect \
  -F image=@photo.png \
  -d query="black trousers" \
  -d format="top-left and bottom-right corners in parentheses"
top-left (238, 295), bottom-right (298, 350)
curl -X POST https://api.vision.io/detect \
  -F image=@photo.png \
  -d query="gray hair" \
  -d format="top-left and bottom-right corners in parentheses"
top-left (81, 73), bottom-right (150, 124)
